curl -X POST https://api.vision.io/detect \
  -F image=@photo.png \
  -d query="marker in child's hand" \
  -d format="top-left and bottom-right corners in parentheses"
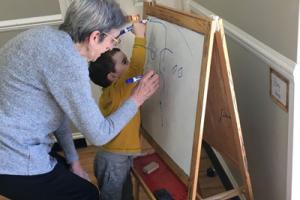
top-left (118, 19), bottom-right (149, 37)
top-left (125, 75), bottom-right (143, 84)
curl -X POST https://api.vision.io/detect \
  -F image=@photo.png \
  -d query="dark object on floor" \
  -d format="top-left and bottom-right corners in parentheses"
top-left (206, 167), bottom-right (216, 177)
top-left (49, 148), bottom-right (69, 168)
top-left (52, 138), bottom-right (87, 151)
top-left (153, 189), bottom-right (174, 200)
top-left (203, 141), bottom-right (240, 200)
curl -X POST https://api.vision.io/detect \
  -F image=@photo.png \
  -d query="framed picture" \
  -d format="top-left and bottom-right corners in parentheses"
top-left (270, 68), bottom-right (289, 112)
top-left (133, 0), bottom-right (143, 6)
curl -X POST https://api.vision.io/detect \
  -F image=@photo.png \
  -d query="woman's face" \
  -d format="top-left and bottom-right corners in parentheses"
top-left (87, 28), bottom-right (120, 62)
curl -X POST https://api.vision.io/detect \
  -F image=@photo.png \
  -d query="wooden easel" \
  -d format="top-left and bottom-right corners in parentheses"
top-left (133, 2), bottom-right (254, 200)
top-left (199, 20), bottom-right (254, 200)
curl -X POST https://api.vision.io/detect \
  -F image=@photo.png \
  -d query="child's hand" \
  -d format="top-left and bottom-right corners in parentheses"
top-left (132, 22), bottom-right (146, 38)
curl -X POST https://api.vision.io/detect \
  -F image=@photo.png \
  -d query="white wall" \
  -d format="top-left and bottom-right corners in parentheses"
top-left (0, 1), bottom-right (61, 47)
top-left (0, 0), bottom-right (60, 21)
top-left (292, 6), bottom-right (300, 200)
top-left (188, 1), bottom-right (298, 200)
top-left (291, 64), bottom-right (300, 200)
top-left (0, 29), bottom-right (22, 47)
top-left (229, 37), bottom-right (289, 200)
top-left (193, 0), bottom-right (299, 62)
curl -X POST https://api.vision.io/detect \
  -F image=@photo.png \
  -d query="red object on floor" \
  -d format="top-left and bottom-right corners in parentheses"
top-left (133, 153), bottom-right (188, 200)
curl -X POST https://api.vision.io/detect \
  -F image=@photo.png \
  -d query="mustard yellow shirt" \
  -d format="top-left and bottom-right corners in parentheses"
top-left (99, 37), bottom-right (146, 154)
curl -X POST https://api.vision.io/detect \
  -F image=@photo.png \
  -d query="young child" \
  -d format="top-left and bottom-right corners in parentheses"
top-left (89, 22), bottom-right (146, 200)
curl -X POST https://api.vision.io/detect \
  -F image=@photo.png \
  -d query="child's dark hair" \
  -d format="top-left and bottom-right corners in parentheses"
top-left (89, 48), bottom-right (121, 88)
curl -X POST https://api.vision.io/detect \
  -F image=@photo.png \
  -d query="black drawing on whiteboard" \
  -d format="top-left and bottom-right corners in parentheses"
top-left (158, 47), bottom-right (173, 127)
top-left (172, 65), bottom-right (177, 74)
top-left (172, 65), bottom-right (184, 79)
top-left (177, 67), bottom-right (183, 78)
top-left (175, 27), bottom-right (193, 57)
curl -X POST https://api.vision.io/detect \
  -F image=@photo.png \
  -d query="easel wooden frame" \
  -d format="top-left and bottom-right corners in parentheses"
top-left (135, 2), bottom-right (253, 200)
top-left (201, 19), bottom-right (254, 200)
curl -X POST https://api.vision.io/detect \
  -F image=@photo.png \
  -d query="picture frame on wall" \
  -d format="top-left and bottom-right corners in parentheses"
top-left (270, 68), bottom-right (289, 112)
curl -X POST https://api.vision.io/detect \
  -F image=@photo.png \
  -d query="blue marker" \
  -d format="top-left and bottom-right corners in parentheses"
top-left (125, 75), bottom-right (143, 84)
top-left (118, 19), bottom-right (149, 37)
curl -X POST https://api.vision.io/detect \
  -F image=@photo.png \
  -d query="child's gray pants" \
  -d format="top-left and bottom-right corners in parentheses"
top-left (94, 150), bottom-right (134, 200)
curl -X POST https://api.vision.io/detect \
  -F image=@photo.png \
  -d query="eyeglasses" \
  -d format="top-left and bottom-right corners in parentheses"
top-left (102, 32), bottom-right (121, 46)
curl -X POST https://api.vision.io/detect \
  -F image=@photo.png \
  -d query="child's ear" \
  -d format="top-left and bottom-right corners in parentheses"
top-left (107, 72), bottom-right (119, 82)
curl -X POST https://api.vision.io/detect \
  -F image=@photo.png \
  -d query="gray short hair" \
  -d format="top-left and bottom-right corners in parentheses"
top-left (59, 0), bottom-right (125, 43)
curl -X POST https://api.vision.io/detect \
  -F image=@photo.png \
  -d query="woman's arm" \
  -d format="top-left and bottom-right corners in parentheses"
top-left (53, 116), bottom-right (78, 164)
top-left (53, 115), bottom-right (90, 181)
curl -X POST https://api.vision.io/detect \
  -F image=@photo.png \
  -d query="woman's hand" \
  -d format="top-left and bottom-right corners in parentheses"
top-left (70, 160), bottom-right (90, 182)
top-left (131, 70), bottom-right (159, 107)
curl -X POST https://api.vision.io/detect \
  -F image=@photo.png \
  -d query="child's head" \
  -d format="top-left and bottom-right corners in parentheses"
top-left (89, 48), bottom-right (130, 88)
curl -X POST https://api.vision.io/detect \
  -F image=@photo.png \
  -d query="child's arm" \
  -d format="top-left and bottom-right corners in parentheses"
top-left (132, 21), bottom-right (146, 38)
top-left (115, 22), bottom-right (146, 95)
top-left (127, 22), bottom-right (146, 77)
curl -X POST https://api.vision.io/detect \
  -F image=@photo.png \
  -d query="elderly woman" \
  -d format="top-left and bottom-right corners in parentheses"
top-left (0, 0), bottom-right (159, 199)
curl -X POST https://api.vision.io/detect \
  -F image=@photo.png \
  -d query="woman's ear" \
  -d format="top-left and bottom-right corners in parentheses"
top-left (89, 31), bottom-right (101, 45)
top-left (107, 72), bottom-right (119, 82)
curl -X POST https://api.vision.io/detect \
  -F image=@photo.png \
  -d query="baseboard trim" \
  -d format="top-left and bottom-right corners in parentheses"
top-left (0, 14), bottom-right (63, 32)
top-left (72, 132), bottom-right (85, 140)
top-left (53, 137), bottom-right (87, 151)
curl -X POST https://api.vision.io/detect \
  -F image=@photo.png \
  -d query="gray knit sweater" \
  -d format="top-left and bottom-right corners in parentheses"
top-left (0, 26), bottom-right (137, 175)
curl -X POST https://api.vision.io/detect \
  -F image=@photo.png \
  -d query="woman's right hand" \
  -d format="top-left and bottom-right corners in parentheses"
top-left (131, 70), bottom-right (159, 107)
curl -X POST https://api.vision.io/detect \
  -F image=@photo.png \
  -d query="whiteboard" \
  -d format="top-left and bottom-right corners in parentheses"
top-left (141, 16), bottom-right (205, 175)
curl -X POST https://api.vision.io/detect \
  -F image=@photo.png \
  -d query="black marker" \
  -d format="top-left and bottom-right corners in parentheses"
top-left (118, 19), bottom-right (149, 37)
top-left (125, 75), bottom-right (143, 84)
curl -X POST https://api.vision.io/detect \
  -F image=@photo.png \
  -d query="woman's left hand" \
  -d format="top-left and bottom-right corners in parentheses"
top-left (70, 160), bottom-right (90, 181)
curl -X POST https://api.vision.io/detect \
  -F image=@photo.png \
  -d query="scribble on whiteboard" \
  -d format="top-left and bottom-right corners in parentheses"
top-left (171, 65), bottom-right (184, 79)
top-left (176, 27), bottom-right (193, 56)
top-left (158, 47), bottom-right (173, 127)
top-left (172, 65), bottom-right (177, 74)
top-left (148, 33), bottom-right (157, 61)
top-left (145, 28), bottom-right (157, 70)
top-left (145, 18), bottom-right (193, 128)
top-left (177, 67), bottom-right (183, 78)
top-left (149, 18), bottom-right (168, 48)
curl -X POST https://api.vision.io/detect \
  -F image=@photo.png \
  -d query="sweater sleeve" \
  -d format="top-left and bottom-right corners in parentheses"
top-left (43, 58), bottom-right (138, 146)
top-left (116, 37), bottom-right (146, 90)
top-left (53, 115), bottom-right (79, 164)
top-left (127, 37), bottom-right (146, 76)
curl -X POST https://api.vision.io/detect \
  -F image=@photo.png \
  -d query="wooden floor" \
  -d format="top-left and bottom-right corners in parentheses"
top-left (0, 143), bottom-right (225, 200)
